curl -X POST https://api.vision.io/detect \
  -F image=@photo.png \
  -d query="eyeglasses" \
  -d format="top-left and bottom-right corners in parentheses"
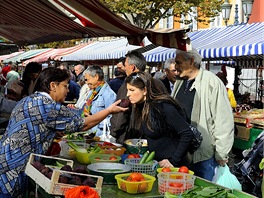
top-left (131, 73), bottom-right (140, 79)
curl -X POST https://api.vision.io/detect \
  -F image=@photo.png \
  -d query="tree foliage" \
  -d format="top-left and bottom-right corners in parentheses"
top-left (100, 0), bottom-right (224, 29)
top-left (36, 39), bottom-right (82, 49)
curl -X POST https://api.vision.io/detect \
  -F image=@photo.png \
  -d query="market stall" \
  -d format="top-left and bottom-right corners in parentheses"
top-left (24, 137), bottom-right (258, 198)
top-left (233, 108), bottom-right (264, 150)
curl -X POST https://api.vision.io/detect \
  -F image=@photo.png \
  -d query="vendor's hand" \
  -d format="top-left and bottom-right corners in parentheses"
top-left (159, 159), bottom-right (174, 168)
top-left (67, 104), bottom-right (75, 108)
top-left (107, 100), bottom-right (128, 114)
top-left (217, 159), bottom-right (228, 167)
top-left (54, 131), bottom-right (65, 139)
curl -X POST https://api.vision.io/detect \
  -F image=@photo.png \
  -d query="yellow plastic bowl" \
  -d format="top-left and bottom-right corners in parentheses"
top-left (75, 151), bottom-right (94, 164)
top-left (115, 173), bottom-right (156, 194)
top-left (157, 167), bottom-right (194, 175)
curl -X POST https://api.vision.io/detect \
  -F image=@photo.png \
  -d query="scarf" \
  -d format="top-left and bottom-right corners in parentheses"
top-left (82, 82), bottom-right (105, 117)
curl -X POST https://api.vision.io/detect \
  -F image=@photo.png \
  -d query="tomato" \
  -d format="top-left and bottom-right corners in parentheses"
top-left (109, 156), bottom-right (117, 160)
top-left (95, 157), bottom-right (100, 160)
top-left (133, 154), bottom-right (140, 158)
top-left (161, 167), bottom-right (172, 172)
top-left (127, 154), bottom-right (140, 159)
top-left (169, 182), bottom-right (183, 188)
top-left (126, 172), bottom-right (144, 182)
top-left (178, 166), bottom-right (189, 173)
top-left (137, 178), bottom-right (148, 193)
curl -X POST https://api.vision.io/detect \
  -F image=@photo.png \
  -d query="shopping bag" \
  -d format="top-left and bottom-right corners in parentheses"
top-left (65, 186), bottom-right (99, 198)
top-left (212, 165), bottom-right (242, 190)
top-left (99, 118), bottom-right (116, 143)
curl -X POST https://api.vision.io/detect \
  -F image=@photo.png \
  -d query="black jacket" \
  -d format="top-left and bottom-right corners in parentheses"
top-left (110, 78), bottom-right (168, 143)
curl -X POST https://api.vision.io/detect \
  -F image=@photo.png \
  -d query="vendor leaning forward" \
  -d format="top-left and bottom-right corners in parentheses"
top-left (0, 68), bottom-right (128, 198)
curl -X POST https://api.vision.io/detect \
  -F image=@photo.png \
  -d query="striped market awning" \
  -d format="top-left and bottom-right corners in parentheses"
top-left (0, 51), bottom-right (25, 62)
top-left (23, 44), bottom-right (89, 64)
top-left (3, 48), bottom-right (53, 64)
top-left (192, 22), bottom-right (264, 62)
top-left (0, 0), bottom-right (189, 49)
top-left (60, 38), bottom-right (142, 61)
top-left (144, 22), bottom-right (264, 64)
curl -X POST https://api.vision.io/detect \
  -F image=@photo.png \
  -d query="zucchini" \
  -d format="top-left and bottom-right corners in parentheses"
top-left (139, 151), bottom-right (149, 164)
top-left (145, 151), bottom-right (155, 163)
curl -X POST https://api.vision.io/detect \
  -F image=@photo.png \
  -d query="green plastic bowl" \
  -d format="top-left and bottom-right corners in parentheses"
top-left (123, 139), bottom-right (148, 154)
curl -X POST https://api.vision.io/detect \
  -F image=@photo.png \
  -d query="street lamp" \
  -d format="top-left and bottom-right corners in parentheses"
top-left (221, 0), bottom-right (232, 26)
top-left (241, 0), bottom-right (254, 23)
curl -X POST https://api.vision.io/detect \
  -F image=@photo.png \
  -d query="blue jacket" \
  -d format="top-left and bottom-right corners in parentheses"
top-left (89, 83), bottom-right (116, 136)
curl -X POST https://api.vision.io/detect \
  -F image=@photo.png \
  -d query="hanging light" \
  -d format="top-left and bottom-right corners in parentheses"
top-left (241, 0), bottom-right (254, 23)
top-left (221, 0), bottom-right (232, 26)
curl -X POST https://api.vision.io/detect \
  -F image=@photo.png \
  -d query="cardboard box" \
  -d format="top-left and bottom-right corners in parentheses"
top-left (236, 125), bottom-right (251, 141)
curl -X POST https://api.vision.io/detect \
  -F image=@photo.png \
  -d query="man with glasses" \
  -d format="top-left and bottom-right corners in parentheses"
top-left (171, 48), bottom-right (234, 181)
top-left (162, 58), bottom-right (179, 94)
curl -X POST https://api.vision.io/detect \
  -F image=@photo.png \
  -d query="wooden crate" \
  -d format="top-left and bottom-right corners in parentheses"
top-left (25, 153), bottom-right (103, 196)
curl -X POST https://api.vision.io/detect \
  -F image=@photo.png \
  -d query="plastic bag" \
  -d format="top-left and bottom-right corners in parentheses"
top-left (99, 119), bottom-right (116, 142)
top-left (65, 186), bottom-right (99, 198)
top-left (212, 165), bottom-right (242, 190)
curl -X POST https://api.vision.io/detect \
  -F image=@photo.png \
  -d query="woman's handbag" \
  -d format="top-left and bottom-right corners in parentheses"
top-left (188, 125), bottom-right (203, 154)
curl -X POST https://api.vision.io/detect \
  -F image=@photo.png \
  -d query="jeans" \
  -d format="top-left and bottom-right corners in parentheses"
top-left (0, 194), bottom-right (12, 198)
top-left (190, 156), bottom-right (218, 181)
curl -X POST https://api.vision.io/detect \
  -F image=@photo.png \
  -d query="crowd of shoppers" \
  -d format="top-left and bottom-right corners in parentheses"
top-left (0, 48), bottom-right (237, 197)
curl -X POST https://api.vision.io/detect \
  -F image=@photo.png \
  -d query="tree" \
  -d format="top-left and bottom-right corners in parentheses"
top-left (100, 0), bottom-right (223, 29)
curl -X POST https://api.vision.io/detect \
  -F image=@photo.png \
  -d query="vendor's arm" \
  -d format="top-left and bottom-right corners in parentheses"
top-left (163, 103), bottom-right (194, 166)
top-left (82, 100), bottom-right (128, 131)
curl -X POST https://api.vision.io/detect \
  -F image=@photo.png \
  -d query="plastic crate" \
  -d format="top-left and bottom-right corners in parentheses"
top-left (25, 153), bottom-right (103, 196)
top-left (157, 172), bottom-right (195, 195)
top-left (124, 158), bottom-right (158, 177)
top-left (115, 173), bottom-right (156, 194)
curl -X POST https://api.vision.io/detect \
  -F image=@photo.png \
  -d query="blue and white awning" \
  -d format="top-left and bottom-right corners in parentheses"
top-left (144, 22), bottom-right (264, 62)
top-left (61, 38), bottom-right (142, 61)
top-left (143, 46), bottom-right (175, 62)
top-left (191, 22), bottom-right (264, 60)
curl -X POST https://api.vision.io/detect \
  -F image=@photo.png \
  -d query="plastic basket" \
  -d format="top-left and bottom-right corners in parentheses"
top-left (115, 173), bottom-right (156, 194)
top-left (157, 172), bottom-right (195, 195)
top-left (124, 158), bottom-right (158, 177)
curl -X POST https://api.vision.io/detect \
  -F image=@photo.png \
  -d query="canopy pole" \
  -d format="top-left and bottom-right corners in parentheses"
top-left (206, 60), bottom-right (210, 71)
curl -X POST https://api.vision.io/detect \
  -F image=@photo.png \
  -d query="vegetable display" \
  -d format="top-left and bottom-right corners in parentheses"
top-left (164, 186), bottom-right (238, 197)
top-left (139, 151), bottom-right (155, 164)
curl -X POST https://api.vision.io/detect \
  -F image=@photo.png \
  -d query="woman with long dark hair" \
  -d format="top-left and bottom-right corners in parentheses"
top-left (125, 71), bottom-right (194, 168)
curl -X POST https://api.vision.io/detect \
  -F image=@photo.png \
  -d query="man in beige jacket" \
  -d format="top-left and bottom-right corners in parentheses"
top-left (171, 48), bottom-right (234, 181)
